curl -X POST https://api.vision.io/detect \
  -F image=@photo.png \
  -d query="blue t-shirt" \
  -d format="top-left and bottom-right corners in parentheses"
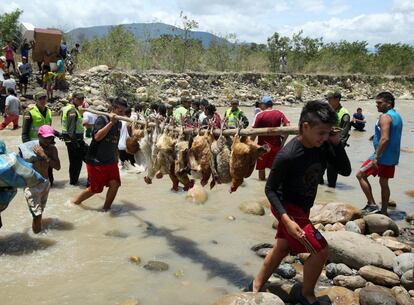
top-left (57, 59), bottom-right (65, 73)
top-left (60, 44), bottom-right (67, 58)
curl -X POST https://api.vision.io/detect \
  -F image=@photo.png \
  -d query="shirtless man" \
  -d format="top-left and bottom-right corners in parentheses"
top-left (19, 125), bottom-right (60, 233)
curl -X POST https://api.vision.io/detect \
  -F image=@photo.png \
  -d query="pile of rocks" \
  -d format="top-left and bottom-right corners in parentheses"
top-left (19, 65), bottom-right (414, 114)
top-left (218, 202), bottom-right (414, 305)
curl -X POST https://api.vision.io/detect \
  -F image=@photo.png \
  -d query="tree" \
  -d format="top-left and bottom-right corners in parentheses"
top-left (179, 11), bottom-right (199, 72)
top-left (0, 9), bottom-right (23, 47)
top-left (267, 32), bottom-right (290, 72)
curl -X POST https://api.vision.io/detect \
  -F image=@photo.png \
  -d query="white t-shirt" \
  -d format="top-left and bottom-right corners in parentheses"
top-left (5, 95), bottom-right (20, 115)
top-left (2, 78), bottom-right (16, 91)
top-left (198, 111), bottom-right (207, 124)
top-left (118, 121), bottom-right (129, 150)
top-left (82, 111), bottom-right (98, 126)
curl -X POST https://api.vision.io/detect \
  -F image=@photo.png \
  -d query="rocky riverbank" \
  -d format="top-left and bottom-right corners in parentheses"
top-left (20, 65), bottom-right (414, 113)
top-left (212, 201), bottom-right (414, 305)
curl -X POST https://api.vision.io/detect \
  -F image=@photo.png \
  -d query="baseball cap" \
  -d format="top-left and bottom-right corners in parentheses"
top-left (326, 91), bottom-right (342, 100)
top-left (261, 96), bottom-right (273, 105)
top-left (34, 90), bottom-right (47, 100)
top-left (72, 92), bottom-right (85, 99)
top-left (38, 125), bottom-right (55, 138)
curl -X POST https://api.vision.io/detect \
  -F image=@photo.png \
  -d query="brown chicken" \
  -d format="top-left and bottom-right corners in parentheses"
top-left (126, 125), bottom-right (145, 155)
top-left (210, 134), bottom-right (232, 189)
top-left (174, 133), bottom-right (194, 191)
top-left (229, 135), bottom-right (270, 193)
top-left (188, 132), bottom-right (214, 186)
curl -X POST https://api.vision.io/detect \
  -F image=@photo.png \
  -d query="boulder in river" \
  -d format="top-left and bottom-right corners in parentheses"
top-left (275, 263), bottom-right (296, 279)
top-left (239, 202), bottom-right (265, 216)
top-left (401, 270), bottom-right (414, 291)
top-left (212, 292), bottom-right (285, 305)
top-left (373, 237), bottom-right (412, 252)
top-left (364, 214), bottom-right (399, 236)
top-left (323, 231), bottom-right (396, 269)
top-left (391, 286), bottom-right (414, 305)
top-left (316, 286), bottom-right (359, 305)
top-left (325, 263), bottom-right (354, 279)
top-left (358, 265), bottom-right (400, 287)
top-left (333, 275), bottom-right (367, 290)
top-left (310, 202), bottom-right (361, 225)
top-left (359, 285), bottom-right (397, 305)
top-left (143, 260), bottom-right (169, 272)
top-left (393, 253), bottom-right (414, 276)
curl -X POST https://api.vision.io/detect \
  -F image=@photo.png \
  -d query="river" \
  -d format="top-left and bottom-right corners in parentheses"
top-left (0, 100), bottom-right (413, 305)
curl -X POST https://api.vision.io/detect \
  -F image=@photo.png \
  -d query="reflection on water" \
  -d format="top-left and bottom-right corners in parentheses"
top-left (0, 100), bottom-right (413, 305)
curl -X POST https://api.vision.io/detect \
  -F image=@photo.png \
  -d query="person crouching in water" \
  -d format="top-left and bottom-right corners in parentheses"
top-left (251, 101), bottom-right (351, 304)
top-left (19, 125), bottom-right (61, 233)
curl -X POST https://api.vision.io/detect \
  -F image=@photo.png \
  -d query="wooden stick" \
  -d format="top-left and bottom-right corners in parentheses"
top-left (81, 108), bottom-right (299, 136)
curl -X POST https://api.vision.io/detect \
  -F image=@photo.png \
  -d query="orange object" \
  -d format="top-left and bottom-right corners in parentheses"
top-left (32, 28), bottom-right (62, 63)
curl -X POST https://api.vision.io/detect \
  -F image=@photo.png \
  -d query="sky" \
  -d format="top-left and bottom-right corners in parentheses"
top-left (1, 0), bottom-right (413, 46)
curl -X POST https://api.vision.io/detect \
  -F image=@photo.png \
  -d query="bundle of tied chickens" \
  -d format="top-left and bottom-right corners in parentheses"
top-left (125, 122), bottom-right (271, 193)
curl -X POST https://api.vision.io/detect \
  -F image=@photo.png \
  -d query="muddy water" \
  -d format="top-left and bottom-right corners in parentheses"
top-left (0, 100), bottom-right (413, 305)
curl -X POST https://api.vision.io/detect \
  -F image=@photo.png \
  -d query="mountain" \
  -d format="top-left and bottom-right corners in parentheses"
top-left (66, 22), bottom-right (228, 48)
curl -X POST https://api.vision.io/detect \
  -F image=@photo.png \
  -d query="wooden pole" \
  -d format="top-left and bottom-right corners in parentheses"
top-left (81, 108), bottom-right (299, 136)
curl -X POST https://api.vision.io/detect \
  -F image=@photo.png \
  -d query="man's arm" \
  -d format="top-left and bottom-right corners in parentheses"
top-left (94, 115), bottom-right (117, 142)
top-left (66, 108), bottom-right (78, 140)
top-left (21, 112), bottom-right (32, 142)
top-left (47, 145), bottom-right (61, 170)
top-left (339, 114), bottom-right (351, 145)
top-left (373, 114), bottom-right (392, 166)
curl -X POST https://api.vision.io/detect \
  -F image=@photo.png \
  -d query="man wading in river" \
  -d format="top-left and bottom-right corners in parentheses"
top-left (250, 101), bottom-right (351, 305)
top-left (72, 98), bottom-right (127, 211)
top-left (357, 92), bottom-right (403, 215)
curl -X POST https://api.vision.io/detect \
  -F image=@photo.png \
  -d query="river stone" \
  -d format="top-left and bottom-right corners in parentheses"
top-left (401, 270), bottom-right (414, 290)
top-left (251, 243), bottom-right (273, 252)
top-left (211, 292), bottom-right (284, 305)
top-left (359, 265), bottom-right (400, 287)
top-left (391, 286), bottom-right (414, 305)
top-left (409, 290), bottom-right (414, 297)
top-left (104, 230), bottom-right (129, 238)
top-left (326, 263), bottom-right (354, 279)
top-left (323, 231), bottom-right (396, 269)
top-left (374, 237), bottom-right (412, 252)
top-left (310, 202), bottom-right (361, 224)
top-left (256, 248), bottom-right (272, 258)
top-left (239, 202), bottom-right (265, 216)
top-left (384, 230), bottom-right (396, 237)
top-left (406, 214), bottom-right (414, 222)
top-left (394, 253), bottom-right (414, 276)
top-left (354, 218), bottom-right (366, 234)
top-left (364, 214), bottom-right (399, 236)
top-left (275, 263), bottom-right (296, 279)
top-left (144, 261), bottom-right (169, 272)
top-left (177, 79), bottom-right (189, 89)
top-left (88, 65), bottom-right (109, 73)
top-left (316, 286), bottom-right (359, 305)
top-left (333, 275), bottom-right (367, 290)
top-left (346, 221), bottom-right (361, 234)
top-left (359, 286), bottom-right (397, 305)
top-left (266, 280), bottom-right (294, 302)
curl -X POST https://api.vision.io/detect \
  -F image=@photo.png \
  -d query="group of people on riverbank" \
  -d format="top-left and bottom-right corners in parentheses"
top-left (0, 87), bottom-right (406, 305)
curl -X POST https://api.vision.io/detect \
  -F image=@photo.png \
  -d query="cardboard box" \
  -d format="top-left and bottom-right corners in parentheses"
top-left (20, 22), bottom-right (35, 43)
top-left (32, 28), bottom-right (62, 63)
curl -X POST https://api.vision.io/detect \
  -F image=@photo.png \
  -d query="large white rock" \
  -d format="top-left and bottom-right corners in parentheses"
top-left (393, 253), bottom-right (414, 276)
top-left (364, 214), bottom-right (399, 236)
top-left (88, 65), bottom-right (109, 73)
top-left (323, 231), bottom-right (396, 269)
top-left (310, 202), bottom-right (361, 225)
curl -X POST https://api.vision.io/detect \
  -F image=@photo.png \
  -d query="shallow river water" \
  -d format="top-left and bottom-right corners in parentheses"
top-left (0, 100), bottom-right (413, 305)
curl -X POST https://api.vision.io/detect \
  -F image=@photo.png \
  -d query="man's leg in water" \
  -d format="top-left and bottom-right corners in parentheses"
top-left (103, 180), bottom-right (120, 211)
top-left (253, 238), bottom-right (290, 292)
top-left (356, 171), bottom-right (376, 205)
top-left (379, 177), bottom-right (390, 214)
top-left (32, 214), bottom-right (42, 233)
top-left (72, 189), bottom-right (95, 205)
top-left (302, 246), bottom-right (328, 303)
top-left (258, 170), bottom-right (266, 181)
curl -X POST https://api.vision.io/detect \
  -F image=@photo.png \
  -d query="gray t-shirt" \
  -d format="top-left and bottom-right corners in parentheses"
top-left (2, 78), bottom-right (16, 91)
top-left (5, 95), bottom-right (20, 115)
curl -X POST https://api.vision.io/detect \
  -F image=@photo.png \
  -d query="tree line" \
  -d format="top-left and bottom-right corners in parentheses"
top-left (2, 9), bottom-right (414, 75)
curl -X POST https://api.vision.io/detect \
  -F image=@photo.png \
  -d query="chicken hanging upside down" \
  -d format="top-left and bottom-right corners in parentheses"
top-left (188, 132), bottom-right (214, 186)
top-left (229, 135), bottom-right (270, 193)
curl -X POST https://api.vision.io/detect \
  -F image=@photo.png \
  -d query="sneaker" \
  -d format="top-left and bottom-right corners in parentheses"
top-left (361, 204), bottom-right (380, 215)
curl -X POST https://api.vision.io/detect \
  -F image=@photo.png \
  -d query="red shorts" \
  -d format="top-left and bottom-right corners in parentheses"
top-left (256, 145), bottom-right (281, 170)
top-left (86, 163), bottom-right (121, 193)
top-left (359, 159), bottom-right (395, 179)
top-left (271, 204), bottom-right (327, 254)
